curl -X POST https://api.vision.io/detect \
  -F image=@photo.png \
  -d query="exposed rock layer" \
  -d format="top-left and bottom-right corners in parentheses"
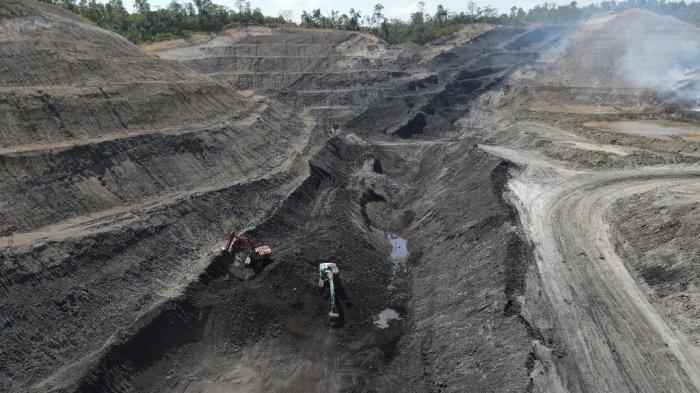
top-left (1, 2), bottom-right (699, 392)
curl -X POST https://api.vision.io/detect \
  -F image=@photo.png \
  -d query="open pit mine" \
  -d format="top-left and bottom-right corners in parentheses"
top-left (1, 1), bottom-right (699, 392)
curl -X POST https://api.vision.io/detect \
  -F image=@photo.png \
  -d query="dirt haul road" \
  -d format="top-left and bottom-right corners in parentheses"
top-left (484, 145), bottom-right (700, 391)
top-left (471, 10), bottom-right (700, 391)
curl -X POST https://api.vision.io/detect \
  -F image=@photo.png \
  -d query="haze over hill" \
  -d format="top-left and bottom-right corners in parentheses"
top-left (1, 1), bottom-right (698, 392)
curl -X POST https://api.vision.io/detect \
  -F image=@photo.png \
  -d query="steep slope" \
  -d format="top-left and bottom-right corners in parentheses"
top-left (0, 1), bottom-right (324, 391)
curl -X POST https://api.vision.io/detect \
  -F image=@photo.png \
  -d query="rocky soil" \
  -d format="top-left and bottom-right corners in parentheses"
top-left (1, 1), bottom-right (698, 392)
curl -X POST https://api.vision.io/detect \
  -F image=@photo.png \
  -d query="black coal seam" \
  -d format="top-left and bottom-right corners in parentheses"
top-left (69, 226), bottom-right (270, 390)
top-left (74, 298), bottom-right (213, 393)
top-left (393, 112), bottom-right (428, 139)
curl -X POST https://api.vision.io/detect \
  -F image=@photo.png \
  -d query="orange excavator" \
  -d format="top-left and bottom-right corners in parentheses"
top-left (221, 231), bottom-right (273, 268)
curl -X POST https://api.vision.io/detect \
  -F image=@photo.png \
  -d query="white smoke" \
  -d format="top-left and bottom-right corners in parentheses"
top-left (618, 31), bottom-right (700, 108)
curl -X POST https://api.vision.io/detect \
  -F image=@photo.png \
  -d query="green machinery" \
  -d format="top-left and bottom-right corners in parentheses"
top-left (318, 263), bottom-right (340, 322)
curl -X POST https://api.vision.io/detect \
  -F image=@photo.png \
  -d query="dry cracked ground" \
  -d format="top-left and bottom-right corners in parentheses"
top-left (1, 1), bottom-right (699, 392)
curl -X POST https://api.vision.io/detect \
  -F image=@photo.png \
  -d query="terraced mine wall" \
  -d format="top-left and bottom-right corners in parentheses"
top-left (2, 1), bottom-right (699, 392)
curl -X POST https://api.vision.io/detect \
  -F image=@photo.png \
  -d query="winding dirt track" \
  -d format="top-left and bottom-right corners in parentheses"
top-left (484, 146), bottom-right (700, 392)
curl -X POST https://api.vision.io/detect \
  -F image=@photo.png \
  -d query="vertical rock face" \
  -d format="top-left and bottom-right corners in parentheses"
top-left (2, 2), bottom-right (699, 392)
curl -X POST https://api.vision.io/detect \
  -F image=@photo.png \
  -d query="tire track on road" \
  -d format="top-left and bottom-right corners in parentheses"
top-left (492, 145), bottom-right (700, 392)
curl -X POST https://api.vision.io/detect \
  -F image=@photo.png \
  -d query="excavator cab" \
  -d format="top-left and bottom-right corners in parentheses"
top-left (318, 263), bottom-right (341, 322)
top-left (244, 245), bottom-right (272, 268)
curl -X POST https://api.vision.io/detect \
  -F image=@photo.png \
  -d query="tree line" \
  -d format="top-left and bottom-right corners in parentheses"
top-left (40, 0), bottom-right (290, 43)
top-left (301, 1), bottom-right (700, 44)
top-left (40, 0), bottom-right (700, 45)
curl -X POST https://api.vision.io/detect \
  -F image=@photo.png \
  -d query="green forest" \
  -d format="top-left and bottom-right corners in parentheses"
top-left (40, 0), bottom-right (700, 44)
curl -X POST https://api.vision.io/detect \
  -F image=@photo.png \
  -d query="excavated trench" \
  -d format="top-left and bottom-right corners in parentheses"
top-left (69, 135), bottom-right (411, 392)
top-left (68, 137), bottom-right (525, 393)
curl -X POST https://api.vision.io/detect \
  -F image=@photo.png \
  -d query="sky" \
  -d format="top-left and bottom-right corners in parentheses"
top-left (143, 0), bottom-right (597, 22)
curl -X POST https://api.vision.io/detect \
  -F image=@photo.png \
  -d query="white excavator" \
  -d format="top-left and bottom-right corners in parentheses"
top-left (318, 263), bottom-right (340, 322)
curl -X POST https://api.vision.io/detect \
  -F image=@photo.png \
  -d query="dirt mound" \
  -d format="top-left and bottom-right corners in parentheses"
top-left (0, 1), bottom-right (199, 87)
top-left (533, 8), bottom-right (699, 105)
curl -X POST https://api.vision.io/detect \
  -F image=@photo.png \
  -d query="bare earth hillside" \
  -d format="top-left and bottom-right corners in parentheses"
top-left (1, 1), bottom-right (698, 392)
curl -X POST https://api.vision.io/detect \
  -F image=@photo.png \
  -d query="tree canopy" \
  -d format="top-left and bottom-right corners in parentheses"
top-left (40, 0), bottom-right (700, 45)
top-left (301, 0), bottom-right (699, 44)
top-left (41, 0), bottom-right (290, 43)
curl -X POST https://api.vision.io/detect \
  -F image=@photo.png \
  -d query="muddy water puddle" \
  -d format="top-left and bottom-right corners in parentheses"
top-left (374, 308), bottom-right (401, 329)
top-left (374, 233), bottom-right (410, 330)
top-left (386, 233), bottom-right (410, 293)
top-left (389, 233), bottom-right (409, 268)
top-left (585, 120), bottom-right (700, 141)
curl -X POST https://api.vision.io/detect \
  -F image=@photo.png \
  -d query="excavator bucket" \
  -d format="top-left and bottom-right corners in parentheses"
top-left (220, 232), bottom-right (236, 255)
